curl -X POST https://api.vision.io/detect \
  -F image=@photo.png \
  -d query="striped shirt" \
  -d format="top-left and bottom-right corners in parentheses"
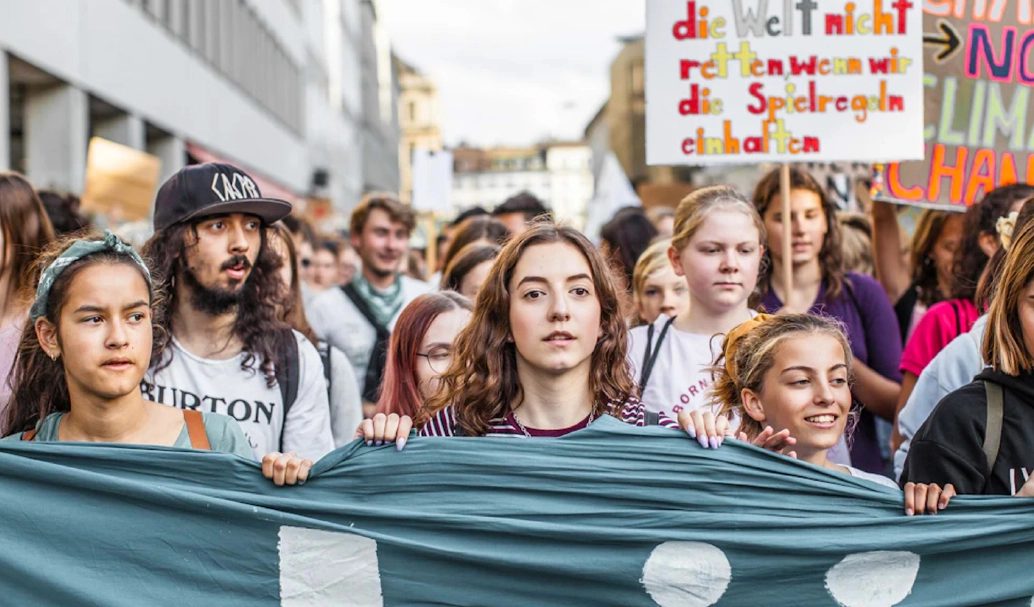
top-left (419, 401), bottom-right (680, 437)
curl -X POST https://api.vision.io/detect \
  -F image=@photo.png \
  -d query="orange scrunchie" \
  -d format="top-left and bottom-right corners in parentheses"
top-left (723, 313), bottom-right (776, 377)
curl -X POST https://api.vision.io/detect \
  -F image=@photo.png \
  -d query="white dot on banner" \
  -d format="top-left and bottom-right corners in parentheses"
top-left (641, 541), bottom-right (732, 607)
top-left (825, 551), bottom-right (920, 607)
top-left (278, 525), bottom-right (383, 607)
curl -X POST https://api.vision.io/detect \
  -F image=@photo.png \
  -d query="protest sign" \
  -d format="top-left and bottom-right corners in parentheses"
top-left (645, 0), bottom-right (925, 166)
top-left (3, 417), bottom-right (1034, 606)
top-left (81, 137), bottom-right (162, 222)
top-left (873, 2), bottom-right (1034, 209)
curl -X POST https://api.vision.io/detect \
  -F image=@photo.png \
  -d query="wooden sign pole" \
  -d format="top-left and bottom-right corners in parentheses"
top-left (780, 164), bottom-right (794, 298)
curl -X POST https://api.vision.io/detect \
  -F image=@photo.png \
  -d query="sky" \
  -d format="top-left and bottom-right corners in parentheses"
top-left (381, 0), bottom-right (645, 148)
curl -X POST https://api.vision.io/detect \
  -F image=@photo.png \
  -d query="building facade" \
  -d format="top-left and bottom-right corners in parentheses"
top-left (451, 142), bottom-right (594, 230)
top-left (395, 56), bottom-right (442, 205)
top-left (0, 0), bottom-right (400, 220)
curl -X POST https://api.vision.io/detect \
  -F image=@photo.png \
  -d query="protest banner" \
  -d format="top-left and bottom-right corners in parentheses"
top-left (645, 0), bottom-right (925, 166)
top-left (3, 417), bottom-right (1034, 606)
top-left (645, 0), bottom-right (925, 291)
top-left (81, 137), bottom-right (162, 222)
top-left (873, 2), bottom-right (1034, 209)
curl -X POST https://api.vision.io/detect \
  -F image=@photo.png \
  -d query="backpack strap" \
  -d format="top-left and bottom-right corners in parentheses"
top-left (317, 340), bottom-right (333, 401)
top-left (639, 316), bottom-right (677, 392)
top-left (982, 380), bottom-right (1004, 477)
top-left (341, 284), bottom-right (392, 403)
top-left (21, 428), bottom-right (36, 441)
top-left (183, 410), bottom-right (211, 451)
top-left (274, 329), bottom-right (301, 451)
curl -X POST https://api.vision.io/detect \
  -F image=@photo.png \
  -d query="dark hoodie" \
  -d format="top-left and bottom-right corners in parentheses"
top-left (901, 368), bottom-right (1034, 495)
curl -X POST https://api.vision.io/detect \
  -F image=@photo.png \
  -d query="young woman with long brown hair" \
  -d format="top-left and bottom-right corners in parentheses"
top-left (416, 220), bottom-right (723, 442)
top-left (0, 173), bottom-right (56, 412)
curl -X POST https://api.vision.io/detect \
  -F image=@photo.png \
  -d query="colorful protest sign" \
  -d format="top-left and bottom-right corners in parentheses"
top-left (3, 417), bottom-right (1034, 606)
top-left (873, 3), bottom-right (1034, 209)
top-left (645, 1), bottom-right (925, 165)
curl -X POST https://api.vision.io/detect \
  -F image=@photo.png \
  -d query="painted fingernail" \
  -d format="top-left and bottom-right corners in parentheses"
top-left (298, 478), bottom-right (306, 486)
top-left (686, 425), bottom-right (696, 439)
top-left (709, 437), bottom-right (719, 449)
top-left (905, 508), bottom-right (913, 516)
top-left (697, 435), bottom-right (708, 449)
top-left (366, 440), bottom-right (373, 446)
top-left (717, 436), bottom-right (724, 447)
top-left (396, 438), bottom-right (407, 451)
top-left (375, 440), bottom-right (383, 446)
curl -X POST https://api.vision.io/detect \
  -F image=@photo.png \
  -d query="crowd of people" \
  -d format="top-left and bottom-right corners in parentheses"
top-left (2, 160), bottom-right (1033, 517)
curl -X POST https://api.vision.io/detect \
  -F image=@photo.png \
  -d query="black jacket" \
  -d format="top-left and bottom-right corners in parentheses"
top-left (901, 368), bottom-right (1034, 495)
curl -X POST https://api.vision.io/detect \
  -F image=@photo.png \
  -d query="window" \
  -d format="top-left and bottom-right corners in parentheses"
top-left (408, 101), bottom-right (417, 123)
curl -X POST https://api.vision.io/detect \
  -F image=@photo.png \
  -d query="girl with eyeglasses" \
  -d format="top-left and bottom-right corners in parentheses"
top-left (376, 292), bottom-right (473, 420)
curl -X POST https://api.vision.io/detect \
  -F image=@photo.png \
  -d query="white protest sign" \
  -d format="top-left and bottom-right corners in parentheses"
top-left (645, 0), bottom-right (925, 165)
top-left (412, 149), bottom-right (454, 214)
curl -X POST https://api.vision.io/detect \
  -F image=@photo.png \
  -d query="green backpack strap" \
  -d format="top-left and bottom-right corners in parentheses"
top-left (982, 381), bottom-right (1004, 477)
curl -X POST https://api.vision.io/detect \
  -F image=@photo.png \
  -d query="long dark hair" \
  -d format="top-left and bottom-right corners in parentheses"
top-left (909, 210), bottom-right (956, 306)
top-left (419, 219), bottom-right (634, 436)
top-left (753, 167), bottom-right (846, 300)
top-left (4, 232), bottom-right (165, 435)
top-left (142, 221), bottom-right (290, 387)
top-left (0, 173), bottom-right (56, 322)
top-left (952, 184), bottom-right (1034, 302)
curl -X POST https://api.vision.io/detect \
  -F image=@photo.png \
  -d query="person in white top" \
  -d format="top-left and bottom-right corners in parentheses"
top-left (141, 163), bottom-right (334, 464)
top-left (308, 194), bottom-right (432, 414)
top-left (628, 186), bottom-right (764, 420)
top-left (631, 238), bottom-right (689, 327)
top-left (711, 313), bottom-right (954, 515)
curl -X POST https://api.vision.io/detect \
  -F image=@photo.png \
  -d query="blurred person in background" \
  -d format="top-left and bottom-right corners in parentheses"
top-left (491, 192), bottom-right (550, 236)
top-left (440, 216), bottom-right (509, 278)
top-left (441, 243), bottom-right (501, 301)
top-left (405, 248), bottom-right (428, 282)
top-left (631, 238), bottom-right (688, 327)
top-left (311, 240), bottom-right (341, 292)
top-left (0, 173), bottom-right (56, 414)
top-left (838, 213), bottom-right (875, 277)
top-left (269, 224), bottom-right (363, 442)
top-left (600, 206), bottom-right (659, 295)
top-left (281, 215), bottom-right (318, 304)
top-left (338, 240), bottom-right (360, 286)
top-left (429, 207), bottom-right (490, 286)
top-left (308, 194), bottom-right (433, 409)
top-left (37, 191), bottom-right (90, 236)
top-left (376, 292), bottom-right (472, 420)
top-left (647, 207), bottom-right (676, 239)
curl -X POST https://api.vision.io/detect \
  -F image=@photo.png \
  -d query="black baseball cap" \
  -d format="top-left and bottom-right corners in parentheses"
top-left (153, 162), bottom-right (293, 232)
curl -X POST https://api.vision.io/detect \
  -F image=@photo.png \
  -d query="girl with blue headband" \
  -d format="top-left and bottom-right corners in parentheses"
top-left (1, 232), bottom-right (310, 485)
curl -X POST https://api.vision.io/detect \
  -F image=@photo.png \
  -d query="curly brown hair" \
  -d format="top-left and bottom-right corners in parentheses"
top-left (753, 167), bottom-right (846, 301)
top-left (4, 231), bottom-right (167, 434)
top-left (418, 219), bottom-right (635, 435)
top-left (142, 221), bottom-right (291, 387)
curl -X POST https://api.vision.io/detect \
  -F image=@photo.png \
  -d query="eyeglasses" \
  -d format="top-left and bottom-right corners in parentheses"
top-left (417, 346), bottom-right (452, 373)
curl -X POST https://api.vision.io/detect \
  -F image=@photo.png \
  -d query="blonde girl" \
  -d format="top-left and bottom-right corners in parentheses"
top-left (631, 238), bottom-right (689, 327)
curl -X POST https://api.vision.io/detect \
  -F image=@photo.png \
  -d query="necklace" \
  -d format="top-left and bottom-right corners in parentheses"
top-left (511, 406), bottom-right (596, 437)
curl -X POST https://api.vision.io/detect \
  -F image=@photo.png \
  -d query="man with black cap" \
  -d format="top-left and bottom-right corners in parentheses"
top-left (140, 163), bottom-right (334, 462)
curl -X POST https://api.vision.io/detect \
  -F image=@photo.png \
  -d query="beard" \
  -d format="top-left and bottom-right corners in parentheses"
top-left (179, 256), bottom-right (251, 315)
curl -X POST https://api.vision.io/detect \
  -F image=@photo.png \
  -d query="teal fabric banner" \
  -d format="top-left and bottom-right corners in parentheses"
top-left (2, 415), bottom-right (1033, 606)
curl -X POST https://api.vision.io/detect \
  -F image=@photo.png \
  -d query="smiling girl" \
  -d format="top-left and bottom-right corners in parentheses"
top-left (713, 314), bottom-right (953, 515)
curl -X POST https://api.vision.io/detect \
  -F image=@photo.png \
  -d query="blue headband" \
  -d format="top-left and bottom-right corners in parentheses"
top-left (30, 231), bottom-right (151, 322)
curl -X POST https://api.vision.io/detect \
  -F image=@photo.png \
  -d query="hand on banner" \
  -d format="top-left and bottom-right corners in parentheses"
top-left (355, 413), bottom-right (413, 451)
top-left (903, 482), bottom-right (955, 516)
top-left (737, 426), bottom-right (798, 459)
top-left (262, 452), bottom-right (313, 486)
top-left (677, 409), bottom-right (731, 449)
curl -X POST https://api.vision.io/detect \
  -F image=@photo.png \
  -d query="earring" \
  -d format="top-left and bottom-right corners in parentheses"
top-left (49, 352), bottom-right (57, 361)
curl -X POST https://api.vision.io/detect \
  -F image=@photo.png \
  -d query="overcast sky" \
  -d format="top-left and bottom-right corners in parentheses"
top-left (382, 0), bottom-right (645, 148)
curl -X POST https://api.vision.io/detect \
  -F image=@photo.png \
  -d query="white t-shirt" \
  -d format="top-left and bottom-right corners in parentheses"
top-left (307, 275), bottom-right (433, 394)
top-left (141, 331), bottom-right (335, 462)
top-left (628, 313), bottom-right (756, 418)
top-left (846, 466), bottom-right (899, 489)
